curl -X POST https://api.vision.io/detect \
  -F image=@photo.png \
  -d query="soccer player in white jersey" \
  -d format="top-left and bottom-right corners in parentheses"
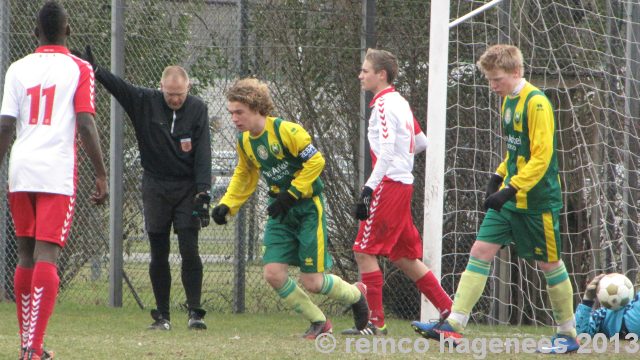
top-left (0, 2), bottom-right (107, 359)
top-left (342, 49), bottom-right (452, 335)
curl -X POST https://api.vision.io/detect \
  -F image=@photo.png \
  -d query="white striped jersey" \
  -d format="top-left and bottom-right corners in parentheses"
top-left (366, 87), bottom-right (420, 188)
top-left (0, 45), bottom-right (95, 195)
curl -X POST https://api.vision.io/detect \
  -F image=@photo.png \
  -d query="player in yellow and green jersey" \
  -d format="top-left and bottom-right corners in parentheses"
top-left (210, 78), bottom-right (369, 339)
top-left (412, 44), bottom-right (578, 354)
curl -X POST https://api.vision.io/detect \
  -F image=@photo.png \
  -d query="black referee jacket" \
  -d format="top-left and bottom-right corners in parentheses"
top-left (95, 68), bottom-right (211, 193)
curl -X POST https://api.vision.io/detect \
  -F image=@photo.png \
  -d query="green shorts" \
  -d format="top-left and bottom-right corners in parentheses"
top-left (262, 194), bottom-right (333, 273)
top-left (477, 207), bottom-right (562, 262)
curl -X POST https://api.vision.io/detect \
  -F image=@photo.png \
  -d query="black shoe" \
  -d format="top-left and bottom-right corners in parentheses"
top-left (21, 348), bottom-right (54, 360)
top-left (302, 319), bottom-right (333, 340)
top-left (341, 321), bottom-right (388, 336)
top-left (188, 308), bottom-right (207, 330)
top-left (148, 309), bottom-right (171, 330)
top-left (351, 282), bottom-right (369, 331)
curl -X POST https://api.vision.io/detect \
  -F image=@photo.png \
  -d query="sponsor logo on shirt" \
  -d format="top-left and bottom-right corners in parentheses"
top-left (264, 162), bottom-right (290, 182)
top-left (504, 108), bottom-right (512, 125)
top-left (506, 134), bottom-right (521, 151)
top-left (257, 144), bottom-right (269, 160)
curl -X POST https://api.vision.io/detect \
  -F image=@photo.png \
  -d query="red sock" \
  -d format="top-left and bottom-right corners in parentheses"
top-left (14, 266), bottom-right (33, 349)
top-left (361, 270), bottom-right (384, 328)
top-left (27, 262), bottom-right (59, 356)
top-left (415, 271), bottom-right (452, 317)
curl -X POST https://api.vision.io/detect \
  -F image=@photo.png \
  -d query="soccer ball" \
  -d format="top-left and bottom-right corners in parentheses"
top-left (596, 273), bottom-right (634, 311)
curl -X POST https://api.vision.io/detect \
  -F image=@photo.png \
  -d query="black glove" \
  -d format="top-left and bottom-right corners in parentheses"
top-left (486, 174), bottom-right (504, 199)
top-left (267, 191), bottom-right (297, 222)
top-left (211, 204), bottom-right (230, 225)
top-left (483, 185), bottom-right (516, 212)
top-left (192, 192), bottom-right (211, 227)
top-left (354, 186), bottom-right (374, 221)
top-left (81, 45), bottom-right (98, 70)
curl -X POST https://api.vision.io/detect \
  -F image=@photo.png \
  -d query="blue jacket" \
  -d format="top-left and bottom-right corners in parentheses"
top-left (576, 292), bottom-right (640, 337)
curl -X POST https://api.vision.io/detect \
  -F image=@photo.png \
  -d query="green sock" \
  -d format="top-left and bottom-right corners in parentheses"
top-left (545, 264), bottom-right (576, 338)
top-left (449, 256), bottom-right (491, 332)
top-left (276, 277), bottom-right (325, 323)
top-left (319, 274), bottom-right (361, 304)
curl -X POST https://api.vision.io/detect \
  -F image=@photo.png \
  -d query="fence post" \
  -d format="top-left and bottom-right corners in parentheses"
top-left (0, 0), bottom-right (10, 301)
top-left (233, 208), bottom-right (246, 313)
top-left (109, 0), bottom-right (125, 307)
top-left (232, 0), bottom-right (249, 314)
top-left (359, 0), bottom-right (375, 191)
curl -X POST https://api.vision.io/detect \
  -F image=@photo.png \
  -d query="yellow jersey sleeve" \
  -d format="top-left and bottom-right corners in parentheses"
top-left (496, 159), bottom-right (507, 178)
top-left (278, 121), bottom-right (325, 198)
top-left (219, 141), bottom-right (260, 215)
top-left (508, 95), bottom-right (555, 192)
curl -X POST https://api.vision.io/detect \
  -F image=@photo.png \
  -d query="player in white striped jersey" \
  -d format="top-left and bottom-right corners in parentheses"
top-left (343, 49), bottom-right (451, 336)
top-left (0, 2), bottom-right (107, 359)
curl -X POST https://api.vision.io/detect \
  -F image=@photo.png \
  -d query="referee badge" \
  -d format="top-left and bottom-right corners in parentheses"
top-left (257, 144), bottom-right (269, 160)
top-left (180, 138), bottom-right (192, 152)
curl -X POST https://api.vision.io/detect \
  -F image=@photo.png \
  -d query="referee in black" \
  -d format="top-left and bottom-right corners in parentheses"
top-left (82, 47), bottom-right (211, 330)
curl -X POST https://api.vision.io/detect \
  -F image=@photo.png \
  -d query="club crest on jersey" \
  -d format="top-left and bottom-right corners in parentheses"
top-left (504, 108), bottom-right (512, 125)
top-left (270, 142), bottom-right (282, 156)
top-left (257, 144), bottom-right (269, 160)
top-left (514, 112), bottom-right (521, 125)
top-left (180, 138), bottom-right (192, 152)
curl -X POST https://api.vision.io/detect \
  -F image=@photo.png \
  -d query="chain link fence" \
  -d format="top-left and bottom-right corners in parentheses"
top-left (0, 0), bottom-right (431, 319)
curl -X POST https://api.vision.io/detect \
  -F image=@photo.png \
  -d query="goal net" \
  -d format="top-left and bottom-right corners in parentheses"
top-left (437, 0), bottom-right (640, 326)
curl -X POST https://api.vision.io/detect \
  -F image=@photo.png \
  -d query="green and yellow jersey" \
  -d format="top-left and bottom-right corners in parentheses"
top-left (220, 116), bottom-right (325, 215)
top-left (496, 81), bottom-right (562, 213)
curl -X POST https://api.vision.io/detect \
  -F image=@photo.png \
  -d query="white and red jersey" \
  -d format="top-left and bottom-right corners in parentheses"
top-left (0, 45), bottom-right (95, 196)
top-left (365, 86), bottom-right (421, 188)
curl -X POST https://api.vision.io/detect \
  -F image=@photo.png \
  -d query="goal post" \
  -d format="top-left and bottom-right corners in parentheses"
top-left (421, 0), bottom-right (450, 322)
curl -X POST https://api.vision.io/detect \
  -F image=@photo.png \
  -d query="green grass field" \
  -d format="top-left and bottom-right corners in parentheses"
top-left (1, 301), bottom-right (638, 359)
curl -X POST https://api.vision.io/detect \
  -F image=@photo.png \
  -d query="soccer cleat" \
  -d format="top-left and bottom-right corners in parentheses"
top-left (538, 334), bottom-right (580, 354)
top-left (341, 322), bottom-right (388, 336)
top-left (187, 308), bottom-right (207, 330)
top-left (351, 282), bottom-right (369, 331)
top-left (148, 309), bottom-right (171, 330)
top-left (411, 319), bottom-right (463, 344)
top-left (22, 348), bottom-right (54, 360)
top-left (302, 319), bottom-right (333, 340)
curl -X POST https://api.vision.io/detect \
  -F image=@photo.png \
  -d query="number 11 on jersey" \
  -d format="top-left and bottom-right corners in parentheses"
top-left (26, 84), bottom-right (56, 125)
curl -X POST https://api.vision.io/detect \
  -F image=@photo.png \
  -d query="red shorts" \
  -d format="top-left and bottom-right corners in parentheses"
top-left (353, 179), bottom-right (423, 261)
top-left (9, 192), bottom-right (76, 247)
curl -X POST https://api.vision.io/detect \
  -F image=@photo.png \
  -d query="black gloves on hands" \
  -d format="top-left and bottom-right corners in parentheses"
top-left (483, 185), bottom-right (516, 212)
top-left (211, 204), bottom-right (230, 225)
top-left (354, 186), bottom-right (374, 221)
top-left (80, 45), bottom-right (98, 70)
top-left (267, 191), bottom-right (297, 222)
top-left (193, 192), bottom-right (211, 227)
top-left (486, 174), bottom-right (504, 199)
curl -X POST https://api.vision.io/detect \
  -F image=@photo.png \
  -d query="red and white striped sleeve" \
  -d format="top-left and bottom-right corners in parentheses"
top-left (69, 55), bottom-right (95, 114)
